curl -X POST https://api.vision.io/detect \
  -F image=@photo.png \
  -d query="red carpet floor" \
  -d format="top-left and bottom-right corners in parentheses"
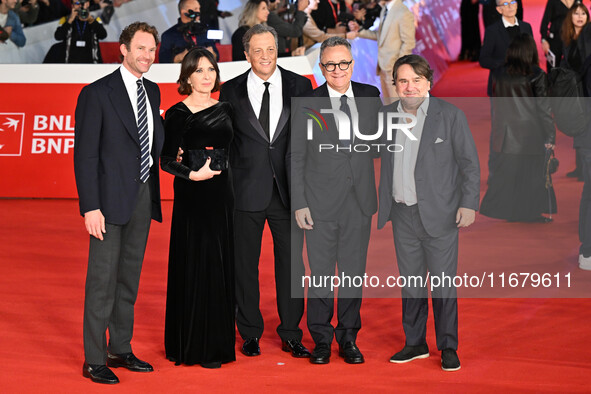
top-left (2, 0), bottom-right (591, 391)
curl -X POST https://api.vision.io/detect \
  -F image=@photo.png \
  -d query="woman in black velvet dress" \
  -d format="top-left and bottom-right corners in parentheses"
top-left (160, 48), bottom-right (235, 369)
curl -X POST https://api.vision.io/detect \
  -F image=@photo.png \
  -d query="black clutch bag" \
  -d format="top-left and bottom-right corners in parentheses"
top-left (184, 148), bottom-right (228, 171)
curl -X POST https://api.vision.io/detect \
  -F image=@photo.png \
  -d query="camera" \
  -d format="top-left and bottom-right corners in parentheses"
top-left (76, 0), bottom-right (91, 20)
top-left (178, 10), bottom-right (207, 39)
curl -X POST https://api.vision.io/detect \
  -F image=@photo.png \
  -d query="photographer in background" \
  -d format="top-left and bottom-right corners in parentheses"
top-left (311, 0), bottom-right (351, 35)
top-left (267, 0), bottom-right (308, 56)
top-left (159, 0), bottom-right (217, 63)
top-left (15, 0), bottom-right (40, 26)
top-left (53, 0), bottom-right (106, 62)
top-left (0, 0), bottom-right (26, 47)
top-left (33, 0), bottom-right (68, 25)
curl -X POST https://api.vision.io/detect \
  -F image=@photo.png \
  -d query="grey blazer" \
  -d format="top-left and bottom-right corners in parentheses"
top-left (377, 97), bottom-right (480, 237)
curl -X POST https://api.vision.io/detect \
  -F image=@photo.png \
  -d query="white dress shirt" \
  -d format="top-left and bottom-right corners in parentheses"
top-left (392, 95), bottom-right (429, 205)
top-left (120, 65), bottom-right (154, 167)
top-left (247, 67), bottom-right (283, 141)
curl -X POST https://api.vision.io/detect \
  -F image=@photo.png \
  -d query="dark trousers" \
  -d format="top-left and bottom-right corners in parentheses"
top-left (234, 185), bottom-right (305, 341)
top-left (83, 182), bottom-right (151, 365)
top-left (390, 202), bottom-right (459, 351)
top-left (579, 149), bottom-right (591, 256)
top-left (306, 191), bottom-right (371, 345)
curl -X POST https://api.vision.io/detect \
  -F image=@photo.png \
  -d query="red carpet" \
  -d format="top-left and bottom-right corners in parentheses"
top-left (2, 0), bottom-right (591, 391)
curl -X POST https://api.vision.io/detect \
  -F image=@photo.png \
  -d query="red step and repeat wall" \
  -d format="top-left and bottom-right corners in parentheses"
top-left (0, 60), bottom-right (316, 200)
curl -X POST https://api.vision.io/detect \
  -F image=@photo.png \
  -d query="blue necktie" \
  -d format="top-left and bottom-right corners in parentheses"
top-left (136, 79), bottom-right (150, 183)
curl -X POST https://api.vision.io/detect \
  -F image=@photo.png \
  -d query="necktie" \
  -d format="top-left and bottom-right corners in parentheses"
top-left (259, 82), bottom-right (271, 141)
top-left (136, 79), bottom-right (150, 183)
top-left (379, 5), bottom-right (389, 35)
top-left (340, 94), bottom-right (352, 147)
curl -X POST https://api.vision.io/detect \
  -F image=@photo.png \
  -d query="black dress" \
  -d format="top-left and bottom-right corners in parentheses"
top-left (161, 101), bottom-right (236, 366)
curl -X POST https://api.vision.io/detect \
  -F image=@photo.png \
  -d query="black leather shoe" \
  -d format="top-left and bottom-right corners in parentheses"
top-left (281, 339), bottom-right (311, 358)
top-left (241, 338), bottom-right (261, 356)
top-left (106, 352), bottom-right (153, 372)
top-left (339, 341), bottom-right (365, 364)
top-left (310, 343), bottom-right (331, 364)
top-left (82, 362), bottom-right (119, 384)
top-left (441, 348), bottom-right (461, 371)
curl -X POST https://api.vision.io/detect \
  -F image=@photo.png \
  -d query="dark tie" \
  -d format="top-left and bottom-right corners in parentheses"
top-left (136, 79), bottom-right (150, 183)
top-left (259, 82), bottom-right (271, 141)
top-left (379, 6), bottom-right (388, 35)
top-left (340, 94), bottom-right (352, 147)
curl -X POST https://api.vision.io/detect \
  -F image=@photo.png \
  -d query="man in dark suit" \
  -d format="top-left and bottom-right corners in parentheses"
top-left (479, 0), bottom-right (532, 96)
top-left (219, 24), bottom-right (313, 358)
top-left (378, 55), bottom-right (480, 371)
top-left (291, 36), bottom-right (381, 364)
top-left (74, 22), bottom-right (164, 384)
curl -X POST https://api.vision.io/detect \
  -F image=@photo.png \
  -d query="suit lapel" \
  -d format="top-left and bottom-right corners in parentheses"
top-left (237, 70), bottom-right (270, 142)
top-left (416, 97), bottom-right (440, 166)
top-left (108, 70), bottom-right (139, 146)
top-left (378, 3), bottom-right (394, 46)
top-left (272, 67), bottom-right (290, 144)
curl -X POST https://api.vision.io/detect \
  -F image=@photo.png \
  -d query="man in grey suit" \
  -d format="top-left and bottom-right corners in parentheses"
top-left (292, 36), bottom-right (381, 365)
top-left (377, 55), bottom-right (480, 371)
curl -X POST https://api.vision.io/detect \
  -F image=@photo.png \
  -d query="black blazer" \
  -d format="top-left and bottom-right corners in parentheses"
top-left (219, 66), bottom-right (313, 212)
top-left (291, 81), bottom-right (381, 221)
top-left (479, 19), bottom-right (533, 96)
top-left (74, 69), bottom-right (164, 225)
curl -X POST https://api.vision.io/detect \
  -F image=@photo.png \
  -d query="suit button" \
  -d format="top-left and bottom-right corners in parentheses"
top-left (136, 156), bottom-right (140, 160)
top-left (134, 178), bottom-right (138, 182)
top-left (269, 146), bottom-right (275, 150)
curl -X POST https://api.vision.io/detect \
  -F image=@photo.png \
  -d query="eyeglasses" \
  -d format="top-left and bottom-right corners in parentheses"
top-left (320, 60), bottom-right (353, 72)
top-left (498, 1), bottom-right (517, 7)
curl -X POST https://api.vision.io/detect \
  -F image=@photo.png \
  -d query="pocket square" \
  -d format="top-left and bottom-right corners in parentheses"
top-left (435, 137), bottom-right (444, 144)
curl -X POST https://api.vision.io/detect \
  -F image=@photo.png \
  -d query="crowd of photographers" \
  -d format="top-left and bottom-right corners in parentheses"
top-left (0, 0), bottom-right (125, 53)
top-left (1, 0), bottom-right (386, 64)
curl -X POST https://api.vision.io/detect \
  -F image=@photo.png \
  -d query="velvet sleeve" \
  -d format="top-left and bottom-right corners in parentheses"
top-left (160, 107), bottom-right (193, 180)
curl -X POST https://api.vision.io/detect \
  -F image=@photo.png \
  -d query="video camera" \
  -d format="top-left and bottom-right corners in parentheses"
top-left (172, 9), bottom-right (223, 56)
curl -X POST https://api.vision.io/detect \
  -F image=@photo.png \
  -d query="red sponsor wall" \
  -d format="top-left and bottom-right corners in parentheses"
top-left (0, 61), bottom-right (316, 199)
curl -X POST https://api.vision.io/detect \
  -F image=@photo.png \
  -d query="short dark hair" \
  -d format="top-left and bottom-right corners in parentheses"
top-left (243, 24), bottom-right (278, 53)
top-left (392, 54), bottom-right (434, 86)
top-left (178, 0), bottom-right (197, 14)
top-left (119, 21), bottom-right (160, 49)
top-left (505, 33), bottom-right (538, 76)
top-left (319, 36), bottom-right (352, 62)
top-left (177, 47), bottom-right (221, 95)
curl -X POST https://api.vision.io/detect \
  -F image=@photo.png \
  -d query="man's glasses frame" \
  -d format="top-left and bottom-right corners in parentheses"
top-left (320, 60), bottom-right (353, 72)
top-left (498, 1), bottom-right (517, 7)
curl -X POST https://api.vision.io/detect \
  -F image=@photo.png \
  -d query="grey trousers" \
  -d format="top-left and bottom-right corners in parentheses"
top-left (391, 202), bottom-right (459, 351)
top-left (83, 182), bottom-right (151, 365)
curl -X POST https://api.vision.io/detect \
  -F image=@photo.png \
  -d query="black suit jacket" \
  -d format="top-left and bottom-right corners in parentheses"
top-left (291, 82), bottom-right (381, 221)
top-left (479, 19), bottom-right (533, 96)
top-left (74, 69), bottom-right (164, 225)
top-left (219, 66), bottom-right (313, 212)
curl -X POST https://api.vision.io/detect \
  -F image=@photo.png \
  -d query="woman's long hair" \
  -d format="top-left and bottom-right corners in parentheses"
top-left (561, 2), bottom-right (590, 48)
top-left (239, 0), bottom-right (269, 28)
top-left (505, 33), bottom-right (539, 76)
